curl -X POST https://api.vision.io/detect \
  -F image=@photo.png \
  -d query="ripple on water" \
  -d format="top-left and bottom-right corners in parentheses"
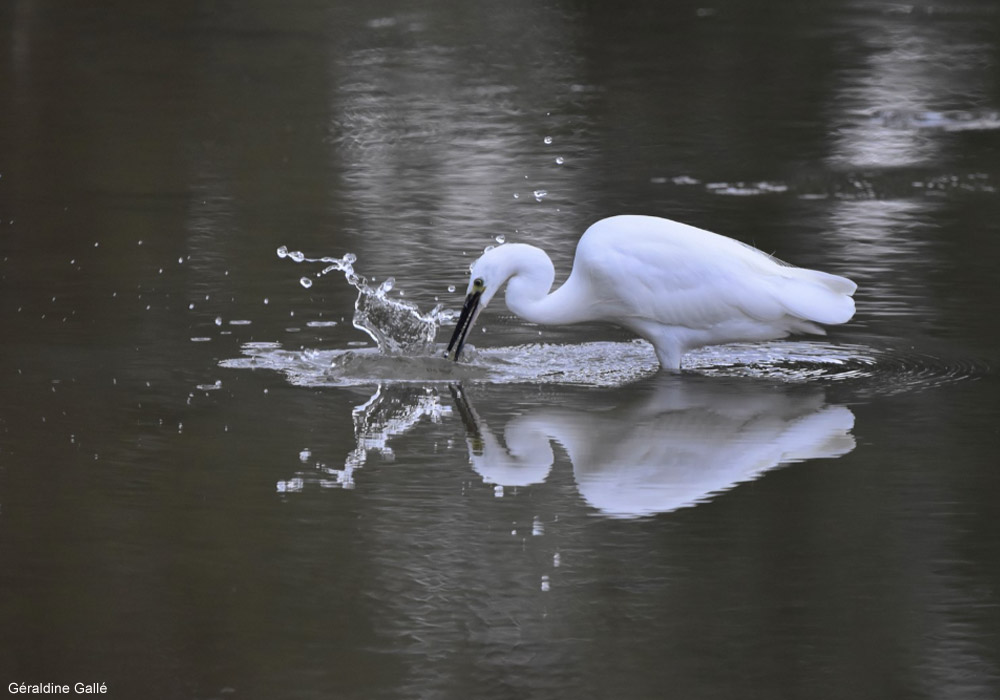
top-left (651, 170), bottom-right (997, 200)
top-left (689, 340), bottom-right (988, 395)
top-left (864, 108), bottom-right (1000, 132)
top-left (220, 339), bottom-right (986, 392)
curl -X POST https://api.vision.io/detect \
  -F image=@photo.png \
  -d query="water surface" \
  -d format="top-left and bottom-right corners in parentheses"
top-left (1, 1), bottom-right (999, 698)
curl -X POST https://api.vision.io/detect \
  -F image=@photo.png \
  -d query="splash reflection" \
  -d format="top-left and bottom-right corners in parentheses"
top-left (278, 385), bottom-right (451, 492)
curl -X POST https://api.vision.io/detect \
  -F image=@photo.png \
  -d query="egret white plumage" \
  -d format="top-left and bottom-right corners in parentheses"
top-left (446, 215), bottom-right (856, 371)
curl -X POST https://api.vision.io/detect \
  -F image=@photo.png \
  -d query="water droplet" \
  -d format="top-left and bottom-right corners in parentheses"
top-left (299, 448), bottom-right (312, 462)
top-left (188, 303), bottom-right (195, 310)
top-left (533, 189), bottom-right (548, 201)
top-left (543, 135), bottom-right (553, 145)
top-left (541, 575), bottom-right (550, 592)
top-left (555, 156), bottom-right (564, 165)
top-left (495, 234), bottom-right (506, 244)
top-left (178, 257), bottom-right (183, 264)
top-left (494, 485), bottom-right (504, 498)
top-left (484, 245), bottom-right (495, 253)
top-left (214, 317), bottom-right (222, 326)
top-left (289, 250), bottom-right (305, 263)
top-left (300, 276), bottom-right (313, 289)
top-left (532, 516), bottom-right (544, 536)
top-left (276, 246), bottom-right (288, 258)
top-left (512, 193), bottom-right (519, 199)
top-left (448, 285), bottom-right (456, 293)
top-left (264, 298), bottom-right (269, 305)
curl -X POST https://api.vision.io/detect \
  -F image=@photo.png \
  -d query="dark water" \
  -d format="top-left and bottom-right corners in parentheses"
top-left (2, 1), bottom-right (1000, 698)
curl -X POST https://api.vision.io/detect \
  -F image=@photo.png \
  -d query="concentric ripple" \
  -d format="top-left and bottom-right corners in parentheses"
top-left (220, 338), bottom-right (986, 392)
top-left (688, 340), bottom-right (988, 394)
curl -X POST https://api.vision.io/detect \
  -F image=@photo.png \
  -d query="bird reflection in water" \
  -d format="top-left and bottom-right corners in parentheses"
top-left (451, 376), bottom-right (855, 518)
top-left (279, 376), bottom-right (855, 518)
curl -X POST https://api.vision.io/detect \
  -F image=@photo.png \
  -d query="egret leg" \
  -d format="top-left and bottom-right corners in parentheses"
top-left (653, 344), bottom-right (683, 373)
top-left (630, 322), bottom-right (685, 372)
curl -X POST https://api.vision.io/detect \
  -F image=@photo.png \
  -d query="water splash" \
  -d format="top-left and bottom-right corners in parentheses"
top-left (276, 246), bottom-right (457, 355)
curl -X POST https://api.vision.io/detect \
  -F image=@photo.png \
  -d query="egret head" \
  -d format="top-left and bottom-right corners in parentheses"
top-left (445, 246), bottom-right (520, 361)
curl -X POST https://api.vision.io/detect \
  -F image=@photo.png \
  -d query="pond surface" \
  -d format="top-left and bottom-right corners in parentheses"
top-left (2, 1), bottom-right (999, 698)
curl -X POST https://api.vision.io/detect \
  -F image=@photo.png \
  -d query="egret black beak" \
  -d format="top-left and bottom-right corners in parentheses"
top-left (446, 289), bottom-right (483, 361)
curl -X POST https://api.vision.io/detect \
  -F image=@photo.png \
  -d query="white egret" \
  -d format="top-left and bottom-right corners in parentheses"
top-left (446, 215), bottom-right (857, 370)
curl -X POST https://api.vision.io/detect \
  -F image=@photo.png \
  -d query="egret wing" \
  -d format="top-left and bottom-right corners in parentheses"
top-left (573, 215), bottom-right (853, 330)
top-left (572, 225), bottom-right (787, 329)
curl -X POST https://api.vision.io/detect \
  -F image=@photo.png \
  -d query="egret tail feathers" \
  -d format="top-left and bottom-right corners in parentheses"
top-left (803, 268), bottom-right (857, 296)
top-left (778, 269), bottom-right (857, 326)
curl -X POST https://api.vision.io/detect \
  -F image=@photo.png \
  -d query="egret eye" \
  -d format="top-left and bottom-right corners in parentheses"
top-left (473, 277), bottom-right (484, 289)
